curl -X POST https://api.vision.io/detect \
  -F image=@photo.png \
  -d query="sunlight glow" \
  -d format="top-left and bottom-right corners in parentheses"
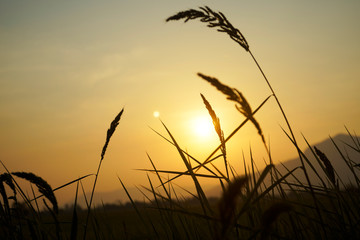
top-left (192, 116), bottom-right (214, 138)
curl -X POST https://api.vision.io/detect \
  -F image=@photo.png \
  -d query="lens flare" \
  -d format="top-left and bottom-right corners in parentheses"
top-left (153, 111), bottom-right (160, 118)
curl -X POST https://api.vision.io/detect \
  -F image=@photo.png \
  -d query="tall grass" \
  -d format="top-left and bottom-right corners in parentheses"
top-left (0, 5), bottom-right (359, 240)
top-left (83, 108), bottom-right (124, 239)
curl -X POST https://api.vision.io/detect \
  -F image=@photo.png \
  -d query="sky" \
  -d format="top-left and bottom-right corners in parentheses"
top-left (1, 0), bottom-right (359, 205)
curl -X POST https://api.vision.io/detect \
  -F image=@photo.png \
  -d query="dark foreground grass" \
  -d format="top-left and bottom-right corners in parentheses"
top-left (1, 5), bottom-right (359, 240)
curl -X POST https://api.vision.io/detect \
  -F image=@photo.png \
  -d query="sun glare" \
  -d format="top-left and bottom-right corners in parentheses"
top-left (192, 116), bottom-right (214, 138)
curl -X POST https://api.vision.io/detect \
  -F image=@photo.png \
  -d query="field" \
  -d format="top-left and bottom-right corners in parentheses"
top-left (1, 5), bottom-right (359, 240)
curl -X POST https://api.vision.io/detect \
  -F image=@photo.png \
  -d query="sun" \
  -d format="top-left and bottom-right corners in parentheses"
top-left (192, 116), bottom-right (214, 138)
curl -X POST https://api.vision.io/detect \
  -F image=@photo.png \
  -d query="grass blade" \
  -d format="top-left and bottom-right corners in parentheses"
top-left (70, 181), bottom-right (79, 240)
top-left (160, 120), bottom-right (212, 216)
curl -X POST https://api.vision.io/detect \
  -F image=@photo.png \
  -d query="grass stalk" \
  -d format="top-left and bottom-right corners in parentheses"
top-left (83, 108), bottom-right (124, 240)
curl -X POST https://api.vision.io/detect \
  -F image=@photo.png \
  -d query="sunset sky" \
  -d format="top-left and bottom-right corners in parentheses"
top-left (1, 0), bottom-right (359, 205)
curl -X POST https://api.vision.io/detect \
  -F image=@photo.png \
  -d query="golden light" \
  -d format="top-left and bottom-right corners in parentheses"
top-left (192, 116), bottom-right (214, 138)
top-left (153, 111), bottom-right (160, 118)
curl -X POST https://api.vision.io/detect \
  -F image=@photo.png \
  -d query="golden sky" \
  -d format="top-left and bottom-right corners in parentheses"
top-left (1, 0), bottom-right (359, 205)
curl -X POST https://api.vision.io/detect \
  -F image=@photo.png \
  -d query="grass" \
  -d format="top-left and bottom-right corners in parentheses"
top-left (1, 5), bottom-right (359, 240)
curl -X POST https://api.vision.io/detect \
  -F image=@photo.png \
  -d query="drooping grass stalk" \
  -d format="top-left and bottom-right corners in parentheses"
top-left (12, 172), bottom-right (58, 214)
top-left (197, 73), bottom-right (282, 200)
top-left (0, 161), bottom-right (36, 214)
top-left (0, 169), bottom-right (58, 239)
top-left (167, 5), bottom-right (314, 192)
top-left (83, 108), bottom-right (124, 240)
top-left (166, 6), bottom-right (296, 150)
top-left (198, 73), bottom-right (265, 146)
top-left (199, 71), bottom-right (292, 202)
top-left (167, 9), bottom-right (325, 229)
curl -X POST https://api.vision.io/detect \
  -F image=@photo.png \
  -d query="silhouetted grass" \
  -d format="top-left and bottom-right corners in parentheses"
top-left (0, 5), bottom-right (359, 240)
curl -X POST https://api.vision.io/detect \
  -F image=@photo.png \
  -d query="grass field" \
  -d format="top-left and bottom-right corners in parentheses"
top-left (1, 6), bottom-right (359, 240)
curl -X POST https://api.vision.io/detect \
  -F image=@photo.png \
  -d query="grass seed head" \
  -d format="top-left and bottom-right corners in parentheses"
top-left (12, 171), bottom-right (58, 214)
top-left (200, 94), bottom-right (226, 152)
top-left (167, 6), bottom-right (249, 51)
top-left (101, 108), bottom-right (124, 161)
top-left (314, 146), bottom-right (336, 186)
top-left (0, 173), bottom-right (16, 196)
top-left (198, 73), bottom-right (265, 144)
